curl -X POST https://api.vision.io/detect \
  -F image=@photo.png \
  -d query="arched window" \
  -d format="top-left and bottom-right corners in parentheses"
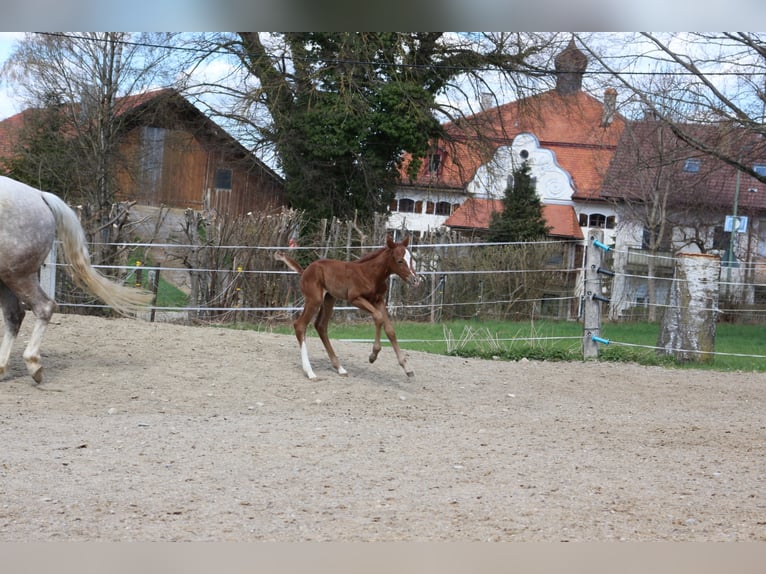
top-left (425, 201), bottom-right (435, 214)
top-left (578, 213), bottom-right (616, 229)
top-left (435, 201), bottom-right (452, 216)
top-left (399, 198), bottom-right (415, 213)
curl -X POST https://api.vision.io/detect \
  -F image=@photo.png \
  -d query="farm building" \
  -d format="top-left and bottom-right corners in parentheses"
top-left (391, 38), bottom-right (625, 248)
top-left (392, 37), bottom-right (766, 319)
top-left (0, 88), bottom-right (286, 219)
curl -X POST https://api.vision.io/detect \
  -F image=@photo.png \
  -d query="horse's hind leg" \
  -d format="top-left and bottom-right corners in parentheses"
top-left (314, 294), bottom-right (346, 376)
top-left (4, 276), bottom-right (56, 383)
top-left (294, 298), bottom-right (322, 380)
top-left (0, 282), bottom-right (25, 379)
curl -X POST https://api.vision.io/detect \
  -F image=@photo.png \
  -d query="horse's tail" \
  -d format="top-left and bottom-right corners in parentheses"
top-left (274, 251), bottom-right (304, 275)
top-left (41, 191), bottom-right (153, 316)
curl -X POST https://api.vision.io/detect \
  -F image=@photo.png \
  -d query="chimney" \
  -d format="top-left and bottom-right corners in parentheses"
top-left (601, 88), bottom-right (617, 127)
top-left (554, 38), bottom-right (588, 95)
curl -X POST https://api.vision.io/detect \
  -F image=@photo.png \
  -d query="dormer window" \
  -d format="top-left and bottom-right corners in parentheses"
top-left (427, 153), bottom-right (442, 175)
top-left (683, 158), bottom-right (701, 173)
top-left (753, 163), bottom-right (766, 177)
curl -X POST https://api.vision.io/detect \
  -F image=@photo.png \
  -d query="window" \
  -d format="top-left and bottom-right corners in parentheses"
top-left (427, 153), bottom-right (441, 175)
top-left (683, 158), bottom-right (701, 173)
top-left (435, 201), bottom-right (452, 216)
top-left (398, 198), bottom-right (415, 213)
top-left (425, 201), bottom-right (435, 215)
top-left (589, 213), bottom-right (607, 228)
top-left (753, 164), bottom-right (766, 177)
top-left (579, 213), bottom-right (615, 228)
top-left (214, 168), bottom-right (233, 190)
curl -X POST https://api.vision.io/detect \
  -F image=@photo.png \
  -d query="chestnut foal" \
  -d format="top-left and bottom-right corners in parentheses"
top-left (275, 235), bottom-right (421, 380)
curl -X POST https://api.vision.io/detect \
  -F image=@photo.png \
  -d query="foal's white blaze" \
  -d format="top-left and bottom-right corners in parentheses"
top-left (403, 248), bottom-right (420, 284)
top-left (301, 340), bottom-right (317, 379)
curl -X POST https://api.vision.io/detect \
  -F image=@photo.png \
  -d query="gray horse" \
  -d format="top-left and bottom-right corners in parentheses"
top-left (0, 176), bottom-right (152, 383)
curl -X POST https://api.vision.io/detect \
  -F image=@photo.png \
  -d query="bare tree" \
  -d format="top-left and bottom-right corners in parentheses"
top-left (2, 32), bottom-right (181, 266)
top-left (577, 32), bottom-right (766, 182)
top-left (603, 118), bottom-right (733, 320)
top-left (177, 33), bottom-right (565, 225)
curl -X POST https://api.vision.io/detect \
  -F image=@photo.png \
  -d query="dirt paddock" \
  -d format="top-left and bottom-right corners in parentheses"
top-left (0, 313), bottom-right (764, 541)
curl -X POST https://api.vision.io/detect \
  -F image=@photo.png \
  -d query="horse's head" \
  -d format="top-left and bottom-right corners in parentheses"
top-left (386, 234), bottom-right (421, 287)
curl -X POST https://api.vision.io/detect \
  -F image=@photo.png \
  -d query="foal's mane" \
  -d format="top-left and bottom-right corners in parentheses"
top-left (353, 245), bottom-right (389, 264)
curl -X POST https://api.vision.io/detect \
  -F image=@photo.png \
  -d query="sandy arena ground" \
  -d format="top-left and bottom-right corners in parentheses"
top-left (0, 313), bottom-right (764, 541)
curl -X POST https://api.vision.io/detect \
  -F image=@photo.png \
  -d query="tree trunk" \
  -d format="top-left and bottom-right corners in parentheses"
top-left (657, 253), bottom-right (720, 363)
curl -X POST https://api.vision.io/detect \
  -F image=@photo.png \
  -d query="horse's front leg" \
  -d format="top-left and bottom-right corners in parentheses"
top-left (369, 318), bottom-right (382, 364)
top-left (378, 304), bottom-right (413, 377)
top-left (357, 298), bottom-right (413, 378)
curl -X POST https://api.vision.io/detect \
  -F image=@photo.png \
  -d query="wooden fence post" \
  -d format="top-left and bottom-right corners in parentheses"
top-left (582, 230), bottom-right (609, 359)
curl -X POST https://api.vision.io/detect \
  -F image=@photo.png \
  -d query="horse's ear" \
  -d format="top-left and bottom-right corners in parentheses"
top-left (386, 234), bottom-right (395, 248)
top-left (402, 234), bottom-right (410, 247)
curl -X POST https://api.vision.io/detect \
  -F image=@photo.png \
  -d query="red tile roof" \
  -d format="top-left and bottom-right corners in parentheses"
top-left (444, 197), bottom-right (583, 240)
top-left (0, 109), bottom-right (32, 159)
top-left (601, 120), bottom-right (766, 212)
top-left (0, 88), bottom-right (179, 160)
top-left (402, 88), bottom-right (625, 200)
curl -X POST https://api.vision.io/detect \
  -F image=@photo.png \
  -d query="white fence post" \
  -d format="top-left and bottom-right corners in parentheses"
top-left (40, 242), bottom-right (57, 300)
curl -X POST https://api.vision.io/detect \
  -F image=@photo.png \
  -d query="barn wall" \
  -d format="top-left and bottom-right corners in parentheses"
top-left (116, 124), bottom-right (285, 217)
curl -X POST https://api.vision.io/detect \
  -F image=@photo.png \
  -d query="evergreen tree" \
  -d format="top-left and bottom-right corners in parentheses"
top-left (487, 161), bottom-right (551, 242)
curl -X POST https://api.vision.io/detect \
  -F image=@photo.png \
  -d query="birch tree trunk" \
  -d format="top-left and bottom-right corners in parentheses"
top-left (657, 253), bottom-right (720, 363)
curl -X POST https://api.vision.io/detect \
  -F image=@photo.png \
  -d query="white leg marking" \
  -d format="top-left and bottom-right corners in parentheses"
top-left (23, 317), bottom-right (48, 381)
top-left (337, 366), bottom-right (348, 376)
top-left (301, 341), bottom-right (317, 379)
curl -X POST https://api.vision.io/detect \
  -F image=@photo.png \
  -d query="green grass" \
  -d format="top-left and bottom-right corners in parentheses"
top-left (126, 252), bottom-right (189, 308)
top-left (249, 318), bottom-right (766, 372)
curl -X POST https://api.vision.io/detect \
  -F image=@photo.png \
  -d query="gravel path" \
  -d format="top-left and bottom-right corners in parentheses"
top-left (1, 314), bottom-right (764, 541)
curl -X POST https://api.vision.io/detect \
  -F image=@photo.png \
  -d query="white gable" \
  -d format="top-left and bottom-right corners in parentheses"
top-left (466, 133), bottom-right (576, 204)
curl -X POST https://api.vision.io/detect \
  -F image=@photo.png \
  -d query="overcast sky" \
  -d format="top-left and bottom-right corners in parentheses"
top-left (0, 33), bottom-right (24, 120)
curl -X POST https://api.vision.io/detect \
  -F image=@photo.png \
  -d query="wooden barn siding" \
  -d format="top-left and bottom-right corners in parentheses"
top-left (205, 154), bottom-right (286, 216)
top-left (160, 129), bottom-right (207, 208)
top-left (117, 126), bottom-right (286, 216)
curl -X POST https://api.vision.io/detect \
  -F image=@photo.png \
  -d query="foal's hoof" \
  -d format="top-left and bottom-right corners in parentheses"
top-left (406, 370), bottom-right (415, 378)
top-left (368, 353), bottom-right (378, 364)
